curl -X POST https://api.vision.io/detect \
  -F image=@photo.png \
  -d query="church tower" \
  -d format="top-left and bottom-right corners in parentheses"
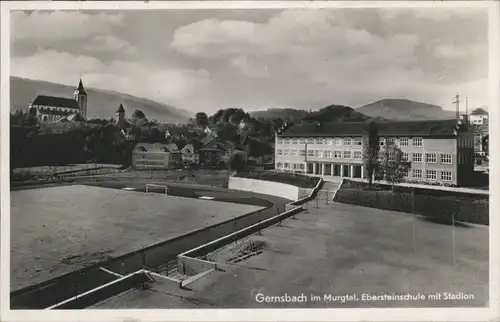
top-left (116, 104), bottom-right (126, 130)
top-left (73, 79), bottom-right (88, 118)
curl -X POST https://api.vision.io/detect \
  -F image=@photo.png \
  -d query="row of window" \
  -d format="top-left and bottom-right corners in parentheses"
top-left (276, 163), bottom-right (305, 171)
top-left (276, 149), bottom-right (454, 165)
top-left (277, 137), bottom-right (425, 147)
top-left (406, 152), bottom-right (452, 164)
top-left (277, 149), bottom-right (364, 160)
top-left (410, 169), bottom-right (453, 181)
top-left (277, 137), bottom-right (364, 146)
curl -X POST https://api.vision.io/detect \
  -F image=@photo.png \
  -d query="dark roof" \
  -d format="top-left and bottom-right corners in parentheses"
top-left (32, 95), bottom-right (80, 110)
top-left (75, 79), bottom-right (87, 95)
top-left (117, 104), bottom-right (125, 113)
top-left (278, 119), bottom-right (460, 138)
top-left (471, 108), bottom-right (488, 115)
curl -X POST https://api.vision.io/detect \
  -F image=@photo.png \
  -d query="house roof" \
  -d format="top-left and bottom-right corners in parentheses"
top-left (277, 119), bottom-right (461, 138)
top-left (32, 95), bottom-right (80, 110)
top-left (471, 108), bottom-right (488, 116)
top-left (200, 139), bottom-right (246, 151)
top-left (66, 114), bottom-right (86, 122)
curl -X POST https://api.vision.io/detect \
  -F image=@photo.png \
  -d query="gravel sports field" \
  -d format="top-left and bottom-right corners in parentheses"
top-left (10, 184), bottom-right (266, 291)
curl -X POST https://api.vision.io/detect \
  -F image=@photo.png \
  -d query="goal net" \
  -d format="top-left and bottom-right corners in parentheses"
top-left (145, 184), bottom-right (168, 194)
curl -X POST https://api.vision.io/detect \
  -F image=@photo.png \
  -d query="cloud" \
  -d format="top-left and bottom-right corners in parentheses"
top-left (84, 36), bottom-right (137, 55)
top-left (10, 8), bottom-right (488, 113)
top-left (11, 49), bottom-right (211, 108)
top-left (11, 11), bottom-right (124, 42)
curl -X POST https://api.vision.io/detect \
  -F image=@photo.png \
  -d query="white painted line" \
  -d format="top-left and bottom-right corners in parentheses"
top-left (199, 196), bottom-right (215, 200)
top-left (122, 187), bottom-right (136, 191)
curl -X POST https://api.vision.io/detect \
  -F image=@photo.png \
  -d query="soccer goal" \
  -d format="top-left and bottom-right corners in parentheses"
top-left (145, 184), bottom-right (168, 194)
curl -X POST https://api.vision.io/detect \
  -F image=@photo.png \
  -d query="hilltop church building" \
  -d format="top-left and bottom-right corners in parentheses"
top-left (28, 80), bottom-right (88, 123)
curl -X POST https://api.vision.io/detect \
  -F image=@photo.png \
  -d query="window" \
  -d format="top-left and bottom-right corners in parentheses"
top-left (277, 149), bottom-right (283, 156)
top-left (299, 149), bottom-right (306, 156)
top-left (343, 137), bottom-right (352, 146)
top-left (284, 163), bottom-right (290, 169)
top-left (353, 151), bottom-right (362, 160)
top-left (315, 138), bottom-right (323, 144)
top-left (399, 137), bottom-right (409, 147)
top-left (440, 153), bottom-right (452, 164)
top-left (326, 139), bottom-right (334, 145)
top-left (343, 151), bottom-right (352, 159)
top-left (426, 170), bottom-right (437, 180)
top-left (315, 150), bottom-right (323, 158)
top-left (306, 138), bottom-right (314, 144)
top-left (284, 139), bottom-right (290, 144)
top-left (334, 151), bottom-right (342, 159)
top-left (307, 150), bottom-right (315, 157)
top-left (299, 164), bottom-right (305, 170)
top-left (412, 152), bottom-right (422, 162)
top-left (324, 151), bottom-right (332, 158)
top-left (291, 139), bottom-right (298, 144)
top-left (426, 153), bottom-right (437, 163)
top-left (335, 138), bottom-right (342, 146)
top-left (276, 162), bottom-right (282, 168)
top-left (290, 149), bottom-right (298, 156)
top-left (379, 138), bottom-right (385, 146)
top-left (401, 152), bottom-right (409, 162)
top-left (401, 168), bottom-right (410, 178)
top-left (283, 149), bottom-right (289, 156)
top-left (353, 137), bottom-right (362, 146)
top-left (413, 137), bottom-right (423, 147)
top-left (441, 171), bottom-right (452, 181)
top-left (299, 138), bottom-right (306, 144)
top-left (413, 169), bottom-right (423, 179)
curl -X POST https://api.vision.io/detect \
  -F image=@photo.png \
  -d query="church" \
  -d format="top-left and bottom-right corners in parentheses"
top-left (28, 79), bottom-right (88, 123)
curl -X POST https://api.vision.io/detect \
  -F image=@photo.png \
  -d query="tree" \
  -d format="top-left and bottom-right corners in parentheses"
top-left (362, 120), bottom-right (379, 187)
top-left (195, 112), bottom-right (209, 128)
top-left (228, 153), bottom-right (246, 172)
top-left (376, 138), bottom-right (411, 191)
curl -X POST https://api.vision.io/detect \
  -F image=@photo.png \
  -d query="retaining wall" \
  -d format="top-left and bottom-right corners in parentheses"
top-left (178, 178), bottom-right (325, 275)
top-left (12, 178), bottom-right (323, 309)
top-left (228, 177), bottom-right (300, 201)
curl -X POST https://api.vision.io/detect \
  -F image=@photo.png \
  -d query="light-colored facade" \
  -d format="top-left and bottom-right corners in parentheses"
top-left (132, 143), bottom-right (183, 169)
top-left (275, 121), bottom-right (475, 186)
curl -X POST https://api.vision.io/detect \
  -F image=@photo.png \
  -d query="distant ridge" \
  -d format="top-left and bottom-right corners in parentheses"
top-left (356, 99), bottom-right (456, 121)
top-left (10, 76), bottom-right (192, 123)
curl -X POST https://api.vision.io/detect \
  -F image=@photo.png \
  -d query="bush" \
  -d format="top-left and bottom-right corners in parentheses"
top-left (234, 171), bottom-right (319, 188)
top-left (334, 183), bottom-right (489, 225)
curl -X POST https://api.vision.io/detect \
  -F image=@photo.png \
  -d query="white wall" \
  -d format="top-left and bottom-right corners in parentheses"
top-left (228, 177), bottom-right (300, 201)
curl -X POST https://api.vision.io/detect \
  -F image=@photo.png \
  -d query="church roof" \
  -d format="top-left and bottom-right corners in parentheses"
top-left (117, 104), bottom-right (125, 113)
top-left (32, 95), bottom-right (80, 110)
top-left (74, 79), bottom-right (87, 95)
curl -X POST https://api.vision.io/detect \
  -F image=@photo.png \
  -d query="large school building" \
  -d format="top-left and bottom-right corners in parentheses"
top-left (275, 119), bottom-right (475, 186)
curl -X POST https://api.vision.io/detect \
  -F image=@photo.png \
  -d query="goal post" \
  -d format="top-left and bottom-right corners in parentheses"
top-left (145, 184), bottom-right (168, 194)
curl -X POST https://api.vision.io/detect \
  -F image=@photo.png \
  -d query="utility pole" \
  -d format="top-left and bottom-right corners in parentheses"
top-left (465, 97), bottom-right (469, 128)
top-left (453, 93), bottom-right (460, 122)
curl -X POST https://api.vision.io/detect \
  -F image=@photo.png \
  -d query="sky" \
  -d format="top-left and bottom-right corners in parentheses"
top-left (10, 7), bottom-right (489, 114)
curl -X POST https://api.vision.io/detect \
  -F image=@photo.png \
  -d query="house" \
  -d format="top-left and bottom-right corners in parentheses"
top-left (198, 139), bottom-right (248, 166)
top-left (275, 119), bottom-right (475, 187)
top-left (469, 108), bottom-right (488, 125)
top-left (181, 142), bottom-right (202, 164)
top-left (131, 143), bottom-right (183, 169)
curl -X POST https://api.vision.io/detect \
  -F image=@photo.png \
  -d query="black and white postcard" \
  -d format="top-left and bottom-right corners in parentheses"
top-left (1, 1), bottom-right (499, 321)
